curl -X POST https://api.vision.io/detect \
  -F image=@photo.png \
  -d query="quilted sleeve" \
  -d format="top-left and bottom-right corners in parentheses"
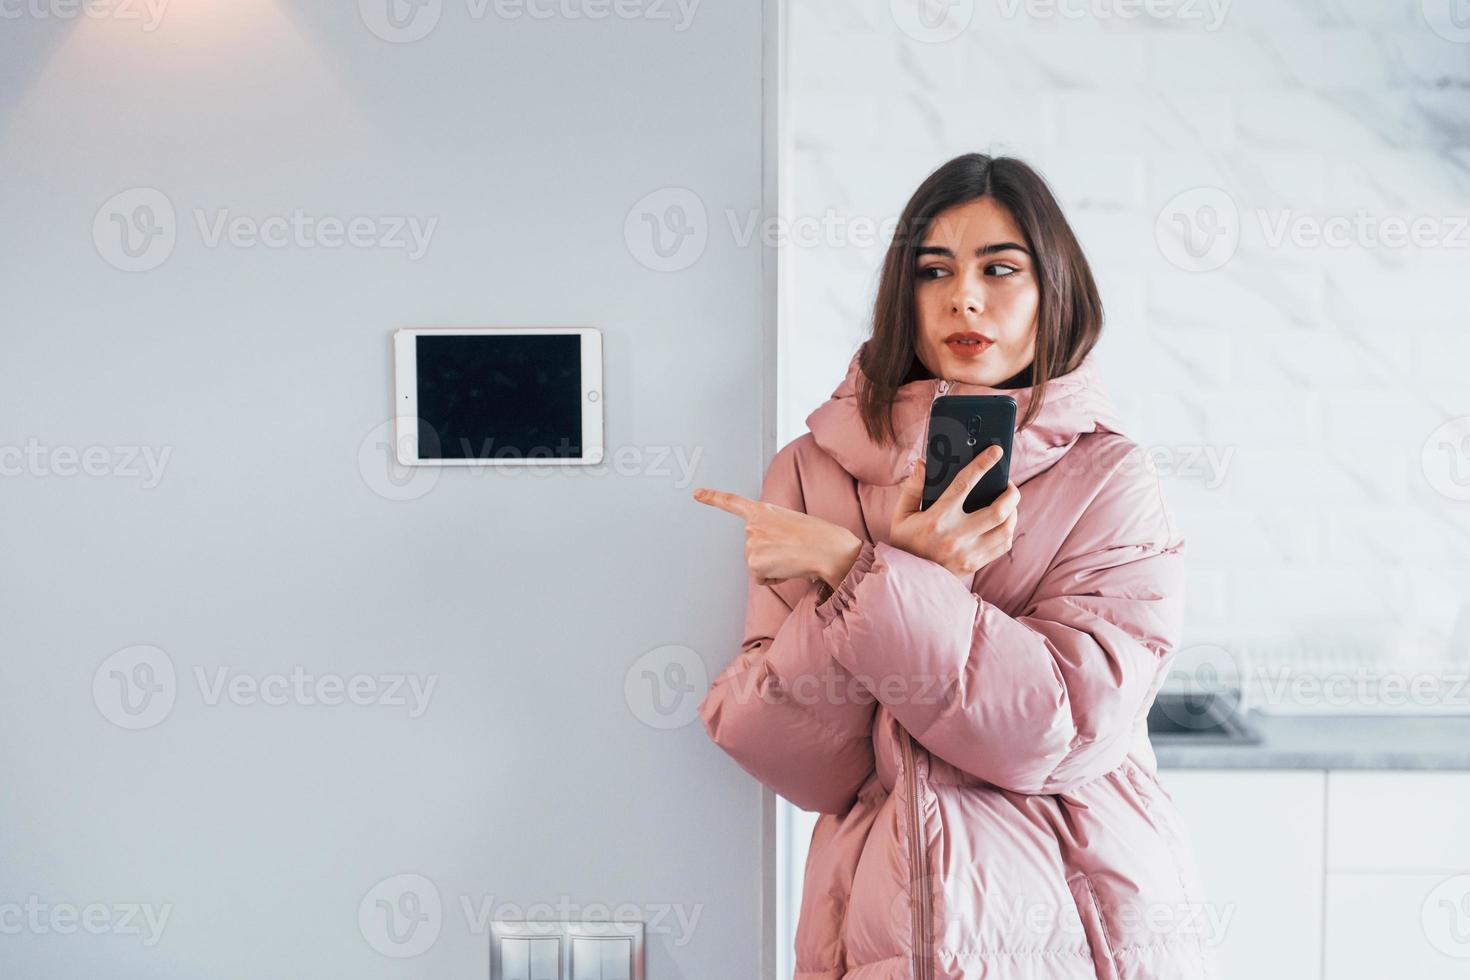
top-left (697, 440), bottom-right (879, 815)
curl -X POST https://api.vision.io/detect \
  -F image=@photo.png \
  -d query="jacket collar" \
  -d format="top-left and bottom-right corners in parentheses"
top-left (805, 341), bottom-right (1128, 488)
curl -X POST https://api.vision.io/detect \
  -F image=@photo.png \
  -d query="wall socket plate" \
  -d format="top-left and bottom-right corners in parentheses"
top-left (490, 919), bottom-right (644, 980)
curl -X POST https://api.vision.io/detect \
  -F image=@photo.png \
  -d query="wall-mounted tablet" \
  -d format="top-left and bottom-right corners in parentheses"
top-left (393, 327), bottom-right (604, 466)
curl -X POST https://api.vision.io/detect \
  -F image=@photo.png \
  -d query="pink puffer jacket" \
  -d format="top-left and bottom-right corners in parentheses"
top-left (699, 344), bottom-right (1217, 980)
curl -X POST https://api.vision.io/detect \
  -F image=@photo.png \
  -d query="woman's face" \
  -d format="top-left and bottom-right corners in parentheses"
top-left (912, 196), bottom-right (1039, 387)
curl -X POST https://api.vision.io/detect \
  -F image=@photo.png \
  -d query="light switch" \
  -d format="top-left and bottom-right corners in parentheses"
top-left (571, 937), bottom-right (632, 980)
top-left (492, 919), bottom-right (642, 980)
top-left (496, 935), bottom-right (561, 980)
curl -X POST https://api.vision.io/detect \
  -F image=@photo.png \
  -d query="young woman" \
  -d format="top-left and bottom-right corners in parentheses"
top-left (693, 154), bottom-right (1215, 980)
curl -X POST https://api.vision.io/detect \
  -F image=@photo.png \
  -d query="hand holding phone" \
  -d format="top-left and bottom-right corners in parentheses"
top-left (891, 394), bottom-right (1021, 580)
top-left (920, 395), bottom-right (1016, 513)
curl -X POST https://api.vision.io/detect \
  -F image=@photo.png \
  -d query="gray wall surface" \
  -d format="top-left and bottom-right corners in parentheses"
top-left (0, 2), bottom-right (774, 977)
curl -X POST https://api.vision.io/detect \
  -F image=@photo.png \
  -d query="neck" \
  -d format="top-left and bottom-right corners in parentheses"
top-left (992, 360), bottom-right (1035, 390)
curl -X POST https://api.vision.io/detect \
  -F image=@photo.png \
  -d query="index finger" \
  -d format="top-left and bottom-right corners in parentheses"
top-left (692, 487), bottom-right (761, 521)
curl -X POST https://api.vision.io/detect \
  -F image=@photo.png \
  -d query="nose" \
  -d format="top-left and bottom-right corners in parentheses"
top-left (950, 279), bottom-right (984, 318)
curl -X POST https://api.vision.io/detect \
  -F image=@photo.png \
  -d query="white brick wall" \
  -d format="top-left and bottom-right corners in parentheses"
top-left (779, 0), bottom-right (1470, 662)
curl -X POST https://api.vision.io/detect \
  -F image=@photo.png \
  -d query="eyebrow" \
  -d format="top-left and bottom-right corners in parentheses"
top-left (915, 242), bottom-right (1031, 258)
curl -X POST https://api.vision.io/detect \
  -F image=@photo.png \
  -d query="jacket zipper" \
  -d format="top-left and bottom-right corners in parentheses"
top-left (901, 731), bottom-right (932, 980)
top-left (904, 376), bottom-right (945, 980)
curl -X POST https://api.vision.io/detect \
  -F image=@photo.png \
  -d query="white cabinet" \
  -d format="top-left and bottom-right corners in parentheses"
top-left (1158, 769), bottom-right (1326, 980)
top-left (1324, 873), bottom-right (1470, 980)
top-left (1323, 772), bottom-right (1470, 979)
top-left (1157, 769), bottom-right (1470, 980)
top-left (1326, 772), bottom-right (1470, 871)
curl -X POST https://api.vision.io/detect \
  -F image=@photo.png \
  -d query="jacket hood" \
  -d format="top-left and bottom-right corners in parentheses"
top-left (805, 341), bottom-right (1128, 487)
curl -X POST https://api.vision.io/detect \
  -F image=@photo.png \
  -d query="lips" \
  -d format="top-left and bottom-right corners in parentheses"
top-left (944, 331), bottom-right (994, 357)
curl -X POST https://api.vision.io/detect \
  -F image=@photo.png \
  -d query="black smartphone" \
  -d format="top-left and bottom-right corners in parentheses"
top-left (919, 395), bottom-right (1017, 513)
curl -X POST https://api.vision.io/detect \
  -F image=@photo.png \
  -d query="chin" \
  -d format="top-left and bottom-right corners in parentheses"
top-left (939, 356), bottom-right (1012, 388)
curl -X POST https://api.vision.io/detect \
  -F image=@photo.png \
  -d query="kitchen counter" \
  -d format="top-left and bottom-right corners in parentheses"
top-left (1152, 711), bottom-right (1470, 770)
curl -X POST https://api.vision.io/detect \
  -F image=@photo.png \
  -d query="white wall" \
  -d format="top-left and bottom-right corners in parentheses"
top-left (0, 3), bottom-right (776, 977)
top-left (778, 0), bottom-right (1470, 680)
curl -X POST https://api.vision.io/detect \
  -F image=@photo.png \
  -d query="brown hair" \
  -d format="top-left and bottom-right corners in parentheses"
top-left (857, 153), bottom-right (1104, 445)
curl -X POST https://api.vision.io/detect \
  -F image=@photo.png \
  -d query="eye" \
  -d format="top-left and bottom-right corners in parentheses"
top-left (985, 262), bottom-right (1021, 277)
top-left (916, 264), bottom-right (950, 280)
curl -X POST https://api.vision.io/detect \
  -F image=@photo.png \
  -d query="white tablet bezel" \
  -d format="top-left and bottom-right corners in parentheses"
top-left (393, 327), bottom-right (604, 467)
